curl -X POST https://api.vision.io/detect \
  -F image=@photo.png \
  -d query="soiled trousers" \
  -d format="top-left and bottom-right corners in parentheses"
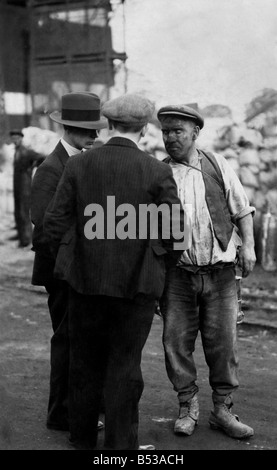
top-left (68, 288), bottom-right (155, 450)
top-left (162, 266), bottom-right (239, 405)
top-left (45, 279), bottom-right (69, 428)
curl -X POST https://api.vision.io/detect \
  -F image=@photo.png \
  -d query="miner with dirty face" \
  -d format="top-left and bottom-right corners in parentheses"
top-left (157, 103), bottom-right (256, 441)
top-left (159, 106), bottom-right (202, 164)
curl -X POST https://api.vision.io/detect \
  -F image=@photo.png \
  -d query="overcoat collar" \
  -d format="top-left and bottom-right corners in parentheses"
top-left (104, 136), bottom-right (139, 149)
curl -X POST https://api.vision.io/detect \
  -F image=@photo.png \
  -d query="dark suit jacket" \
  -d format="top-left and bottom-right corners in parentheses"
top-left (31, 141), bottom-right (69, 285)
top-left (43, 137), bottom-right (185, 301)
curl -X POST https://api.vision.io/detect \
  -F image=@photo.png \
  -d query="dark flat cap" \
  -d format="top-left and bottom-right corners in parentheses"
top-left (157, 104), bottom-right (204, 129)
top-left (102, 94), bottom-right (155, 127)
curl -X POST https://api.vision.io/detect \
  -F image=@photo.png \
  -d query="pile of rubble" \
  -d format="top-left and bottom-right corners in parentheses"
top-left (212, 113), bottom-right (277, 269)
top-left (213, 121), bottom-right (277, 217)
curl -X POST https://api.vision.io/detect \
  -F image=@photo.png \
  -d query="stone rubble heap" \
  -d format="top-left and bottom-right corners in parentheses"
top-left (213, 120), bottom-right (277, 220)
top-left (212, 114), bottom-right (277, 268)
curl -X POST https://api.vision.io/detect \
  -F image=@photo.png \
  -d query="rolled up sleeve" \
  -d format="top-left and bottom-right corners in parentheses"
top-left (215, 153), bottom-right (256, 223)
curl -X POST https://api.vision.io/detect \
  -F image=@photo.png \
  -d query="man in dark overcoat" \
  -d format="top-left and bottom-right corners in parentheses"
top-left (30, 92), bottom-right (107, 431)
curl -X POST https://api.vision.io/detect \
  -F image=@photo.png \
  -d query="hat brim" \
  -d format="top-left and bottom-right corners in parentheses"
top-left (50, 111), bottom-right (107, 130)
top-left (158, 111), bottom-right (204, 129)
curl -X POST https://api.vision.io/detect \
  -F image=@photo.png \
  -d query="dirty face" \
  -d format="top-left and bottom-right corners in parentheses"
top-left (68, 127), bottom-right (99, 150)
top-left (160, 117), bottom-right (199, 163)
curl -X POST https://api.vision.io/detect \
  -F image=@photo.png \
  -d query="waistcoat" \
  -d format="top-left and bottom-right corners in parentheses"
top-left (164, 150), bottom-right (233, 252)
top-left (199, 150), bottom-right (233, 251)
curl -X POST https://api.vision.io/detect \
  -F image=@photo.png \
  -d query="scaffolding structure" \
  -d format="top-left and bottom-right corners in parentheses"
top-left (0, 0), bottom-right (127, 133)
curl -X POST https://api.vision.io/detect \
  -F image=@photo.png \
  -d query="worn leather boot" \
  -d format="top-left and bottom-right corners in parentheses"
top-left (174, 394), bottom-right (199, 436)
top-left (209, 402), bottom-right (254, 439)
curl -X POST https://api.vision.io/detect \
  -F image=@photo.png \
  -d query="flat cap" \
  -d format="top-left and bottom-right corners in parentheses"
top-left (157, 104), bottom-right (204, 129)
top-left (102, 93), bottom-right (155, 127)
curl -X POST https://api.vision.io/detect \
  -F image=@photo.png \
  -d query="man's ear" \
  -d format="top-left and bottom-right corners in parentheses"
top-left (141, 124), bottom-right (148, 138)
top-left (192, 125), bottom-right (200, 140)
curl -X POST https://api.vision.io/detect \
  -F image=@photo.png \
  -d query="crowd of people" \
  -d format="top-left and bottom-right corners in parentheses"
top-left (4, 91), bottom-right (256, 450)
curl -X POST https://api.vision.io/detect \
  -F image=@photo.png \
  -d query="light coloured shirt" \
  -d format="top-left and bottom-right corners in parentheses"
top-left (168, 150), bottom-right (255, 266)
top-left (60, 138), bottom-right (82, 157)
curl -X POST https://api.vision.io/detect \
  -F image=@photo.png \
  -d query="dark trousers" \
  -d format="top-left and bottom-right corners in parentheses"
top-left (13, 172), bottom-right (32, 246)
top-left (45, 279), bottom-right (69, 428)
top-left (68, 288), bottom-right (155, 450)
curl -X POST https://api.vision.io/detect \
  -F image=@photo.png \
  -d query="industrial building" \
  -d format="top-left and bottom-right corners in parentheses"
top-left (0, 0), bottom-right (126, 142)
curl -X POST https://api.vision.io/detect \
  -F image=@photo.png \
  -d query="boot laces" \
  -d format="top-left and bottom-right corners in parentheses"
top-left (179, 398), bottom-right (197, 420)
top-left (179, 403), bottom-right (190, 419)
top-left (223, 403), bottom-right (240, 422)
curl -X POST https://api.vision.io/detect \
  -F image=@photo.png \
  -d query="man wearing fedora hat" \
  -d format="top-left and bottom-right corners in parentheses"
top-left (31, 92), bottom-right (107, 432)
top-left (43, 93), bottom-right (186, 450)
top-left (157, 104), bottom-right (256, 440)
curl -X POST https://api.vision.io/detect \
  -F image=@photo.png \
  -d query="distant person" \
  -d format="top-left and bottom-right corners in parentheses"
top-left (43, 93), bottom-right (185, 450)
top-left (157, 104), bottom-right (256, 440)
top-left (9, 129), bottom-right (44, 247)
top-left (30, 92), bottom-right (107, 432)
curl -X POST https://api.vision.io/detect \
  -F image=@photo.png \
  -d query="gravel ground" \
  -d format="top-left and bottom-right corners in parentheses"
top-left (0, 212), bottom-right (276, 459)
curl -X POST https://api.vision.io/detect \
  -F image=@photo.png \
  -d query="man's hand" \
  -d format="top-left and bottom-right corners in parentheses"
top-left (236, 213), bottom-right (256, 278)
top-left (237, 244), bottom-right (256, 278)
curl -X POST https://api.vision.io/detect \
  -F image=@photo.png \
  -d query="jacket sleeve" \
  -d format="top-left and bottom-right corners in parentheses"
top-left (31, 161), bottom-right (66, 257)
top-left (31, 164), bottom-right (62, 227)
top-left (22, 146), bottom-right (45, 168)
top-left (214, 152), bottom-right (256, 222)
top-left (156, 165), bottom-right (187, 268)
top-left (43, 161), bottom-right (76, 256)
